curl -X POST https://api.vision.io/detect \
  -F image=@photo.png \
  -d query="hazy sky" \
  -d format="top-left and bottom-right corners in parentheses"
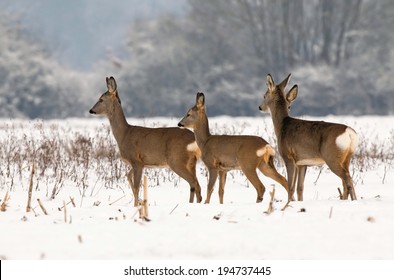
top-left (1, 0), bottom-right (187, 71)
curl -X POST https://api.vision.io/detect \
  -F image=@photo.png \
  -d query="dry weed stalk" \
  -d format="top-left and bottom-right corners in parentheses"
top-left (264, 187), bottom-right (276, 215)
top-left (169, 204), bottom-right (179, 215)
top-left (26, 164), bottom-right (35, 213)
top-left (70, 196), bottom-right (76, 207)
top-left (109, 195), bottom-right (126, 206)
top-left (37, 198), bottom-right (48, 215)
top-left (1, 191), bottom-right (10, 212)
top-left (1, 119), bottom-right (393, 206)
top-left (58, 197), bottom-right (76, 211)
top-left (143, 176), bottom-right (149, 219)
top-left (63, 200), bottom-right (67, 223)
top-left (281, 200), bottom-right (292, 211)
top-left (138, 176), bottom-right (150, 222)
top-left (337, 188), bottom-right (343, 200)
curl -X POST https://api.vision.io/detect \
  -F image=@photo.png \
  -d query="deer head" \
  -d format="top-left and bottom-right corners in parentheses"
top-left (259, 74), bottom-right (298, 114)
top-left (89, 77), bottom-right (121, 116)
top-left (178, 92), bottom-right (206, 130)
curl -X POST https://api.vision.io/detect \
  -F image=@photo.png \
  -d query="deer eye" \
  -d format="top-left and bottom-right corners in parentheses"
top-left (99, 99), bottom-right (103, 103)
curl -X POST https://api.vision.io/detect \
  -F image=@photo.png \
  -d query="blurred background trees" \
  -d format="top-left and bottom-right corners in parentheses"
top-left (0, 0), bottom-right (393, 118)
top-left (0, 14), bottom-right (84, 118)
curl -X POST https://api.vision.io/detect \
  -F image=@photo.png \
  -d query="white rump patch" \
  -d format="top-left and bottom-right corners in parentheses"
top-left (336, 127), bottom-right (358, 151)
top-left (256, 145), bottom-right (275, 157)
top-left (186, 141), bottom-right (199, 152)
top-left (256, 147), bottom-right (266, 157)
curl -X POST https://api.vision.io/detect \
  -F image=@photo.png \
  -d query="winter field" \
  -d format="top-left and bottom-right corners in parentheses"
top-left (0, 115), bottom-right (394, 263)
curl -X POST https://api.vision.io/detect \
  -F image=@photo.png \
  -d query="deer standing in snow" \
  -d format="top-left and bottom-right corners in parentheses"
top-left (89, 77), bottom-right (202, 206)
top-left (259, 74), bottom-right (358, 201)
top-left (178, 92), bottom-right (289, 204)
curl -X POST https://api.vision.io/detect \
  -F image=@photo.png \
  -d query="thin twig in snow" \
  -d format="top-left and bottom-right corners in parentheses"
top-left (63, 200), bottom-right (67, 223)
top-left (37, 198), bottom-right (48, 215)
top-left (169, 204), bottom-right (179, 215)
top-left (109, 195), bottom-right (126, 206)
top-left (1, 191), bottom-right (9, 212)
top-left (26, 164), bottom-right (35, 213)
top-left (264, 187), bottom-right (276, 215)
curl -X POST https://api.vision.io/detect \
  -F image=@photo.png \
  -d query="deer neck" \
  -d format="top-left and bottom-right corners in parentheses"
top-left (193, 114), bottom-right (211, 149)
top-left (107, 101), bottom-right (129, 146)
top-left (270, 101), bottom-right (290, 138)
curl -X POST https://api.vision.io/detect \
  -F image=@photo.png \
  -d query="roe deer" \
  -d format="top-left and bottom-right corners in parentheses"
top-left (178, 92), bottom-right (288, 204)
top-left (259, 74), bottom-right (358, 201)
top-left (89, 77), bottom-right (202, 206)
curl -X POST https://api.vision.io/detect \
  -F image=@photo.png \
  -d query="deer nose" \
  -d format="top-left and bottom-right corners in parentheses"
top-left (178, 122), bottom-right (184, 127)
top-left (89, 109), bottom-right (96, 114)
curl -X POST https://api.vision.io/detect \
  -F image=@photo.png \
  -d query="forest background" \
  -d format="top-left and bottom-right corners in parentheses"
top-left (0, 0), bottom-right (393, 119)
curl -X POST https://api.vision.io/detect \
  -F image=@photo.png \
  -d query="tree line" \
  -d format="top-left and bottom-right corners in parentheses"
top-left (0, 0), bottom-right (393, 118)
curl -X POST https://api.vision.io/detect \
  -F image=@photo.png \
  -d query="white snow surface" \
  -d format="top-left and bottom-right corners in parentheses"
top-left (0, 115), bottom-right (394, 260)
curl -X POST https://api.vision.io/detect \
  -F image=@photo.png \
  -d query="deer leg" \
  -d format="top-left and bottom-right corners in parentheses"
top-left (218, 170), bottom-right (227, 204)
top-left (170, 161), bottom-right (202, 204)
top-left (327, 161), bottom-right (357, 201)
top-left (192, 166), bottom-right (203, 203)
top-left (285, 162), bottom-right (297, 202)
top-left (258, 157), bottom-right (289, 198)
top-left (341, 174), bottom-right (357, 200)
top-left (348, 172), bottom-right (357, 201)
top-left (131, 164), bottom-right (143, 207)
top-left (126, 169), bottom-right (137, 206)
top-left (205, 168), bottom-right (218, 204)
top-left (192, 179), bottom-right (203, 204)
top-left (296, 166), bottom-right (307, 201)
top-left (188, 157), bottom-right (202, 203)
top-left (343, 155), bottom-right (357, 201)
top-left (126, 168), bottom-right (134, 190)
top-left (242, 168), bottom-right (265, 203)
top-left (340, 178), bottom-right (349, 200)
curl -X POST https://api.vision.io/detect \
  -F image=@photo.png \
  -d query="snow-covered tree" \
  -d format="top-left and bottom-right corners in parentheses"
top-left (0, 14), bottom-right (86, 119)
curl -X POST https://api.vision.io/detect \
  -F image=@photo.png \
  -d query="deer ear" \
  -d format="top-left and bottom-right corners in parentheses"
top-left (279, 73), bottom-right (291, 90)
top-left (196, 92), bottom-right (205, 109)
top-left (286, 84), bottom-right (298, 103)
top-left (266, 74), bottom-right (275, 92)
top-left (107, 76), bottom-right (117, 93)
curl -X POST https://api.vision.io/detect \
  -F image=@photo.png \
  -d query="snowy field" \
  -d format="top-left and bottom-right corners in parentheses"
top-left (0, 115), bottom-right (394, 260)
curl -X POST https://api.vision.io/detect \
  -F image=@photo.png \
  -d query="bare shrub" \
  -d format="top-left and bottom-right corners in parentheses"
top-left (0, 118), bottom-right (391, 201)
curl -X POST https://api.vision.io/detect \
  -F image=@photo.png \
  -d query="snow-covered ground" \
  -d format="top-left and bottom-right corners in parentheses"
top-left (0, 116), bottom-right (394, 260)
